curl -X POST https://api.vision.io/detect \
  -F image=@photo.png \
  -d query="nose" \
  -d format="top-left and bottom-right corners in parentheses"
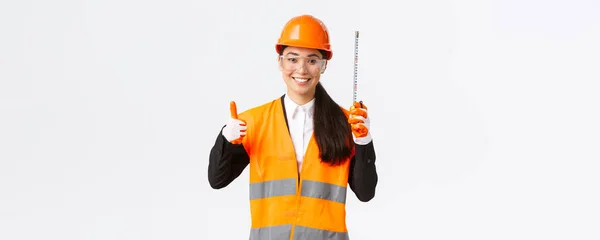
top-left (295, 61), bottom-right (308, 74)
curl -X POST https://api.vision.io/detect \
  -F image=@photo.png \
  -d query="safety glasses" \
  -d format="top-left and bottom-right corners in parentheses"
top-left (279, 56), bottom-right (327, 73)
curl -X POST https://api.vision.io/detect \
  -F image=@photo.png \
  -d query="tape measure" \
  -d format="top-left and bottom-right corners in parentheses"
top-left (353, 30), bottom-right (362, 106)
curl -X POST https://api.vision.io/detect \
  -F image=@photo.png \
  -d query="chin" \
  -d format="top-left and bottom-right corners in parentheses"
top-left (292, 89), bottom-right (311, 96)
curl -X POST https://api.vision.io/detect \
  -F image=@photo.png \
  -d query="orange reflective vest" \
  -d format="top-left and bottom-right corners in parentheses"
top-left (237, 96), bottom-right (353, 240)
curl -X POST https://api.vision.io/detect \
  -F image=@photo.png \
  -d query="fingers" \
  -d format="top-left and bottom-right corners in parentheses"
top-left (349, 101), bottom-right (368, 119)
top-left (348, 115), bottom-right (368, 138)
top-left (351, 101), bottom-right (368, 110)
top-left (231, 118), bottom-right (246, 127)
top-left (351, 124), bottom-right (369, 138)
top-left (234, 119), bottom-right (247, 132)
top-left (230, 119), bottom-right (246, 144)
top-left (229, 101), bottom-right (245, 144)
top-left (231, 129), bottom-right (246, 144)
top-left (230, 101), bottom-right (238, 119)
top-left (348, 101), bottom-right (369, 138)
top-left (348, 101), bottom-right (367, 125)
top-left (348, 115), bottom-right (365, 125)
top-left (349, 108), bottom-right (367, 119)
top-left (230, 101), bottom-right (247, 125)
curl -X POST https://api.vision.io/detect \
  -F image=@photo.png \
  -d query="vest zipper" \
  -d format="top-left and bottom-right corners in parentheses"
top-left (291, 151), bottom-right (306, 240)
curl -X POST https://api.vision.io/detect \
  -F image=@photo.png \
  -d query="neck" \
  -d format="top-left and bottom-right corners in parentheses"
top-left (286, 90), bottom-right (315, 106)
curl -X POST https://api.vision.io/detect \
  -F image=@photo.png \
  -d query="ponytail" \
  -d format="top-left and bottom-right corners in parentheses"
top-left (313, 82), bottom-right (354, 165)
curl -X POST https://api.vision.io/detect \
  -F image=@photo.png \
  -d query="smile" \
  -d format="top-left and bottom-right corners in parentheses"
top-left (293, 77), bottom-right (311, 84)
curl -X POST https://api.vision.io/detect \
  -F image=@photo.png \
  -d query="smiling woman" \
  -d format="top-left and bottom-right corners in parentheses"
top-left (278, 46), bottom-right (328, 102)
top-left (207, 14), bottom-right (379, 240)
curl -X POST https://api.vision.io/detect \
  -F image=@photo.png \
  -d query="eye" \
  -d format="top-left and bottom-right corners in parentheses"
top-left (308, 59), bottom-right (318, 64)
top-left (287, 57), bottom-right (297, 63)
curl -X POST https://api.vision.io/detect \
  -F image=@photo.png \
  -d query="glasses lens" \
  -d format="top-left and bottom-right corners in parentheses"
top-left (280, 56), bottom-right (325, 72)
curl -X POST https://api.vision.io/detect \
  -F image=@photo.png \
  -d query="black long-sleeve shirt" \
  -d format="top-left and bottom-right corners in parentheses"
top-left (208, 127), bottom-right (378, 202)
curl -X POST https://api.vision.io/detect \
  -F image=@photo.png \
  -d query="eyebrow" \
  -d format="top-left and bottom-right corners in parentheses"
top-left (285, 52), bottom-right (322, 58)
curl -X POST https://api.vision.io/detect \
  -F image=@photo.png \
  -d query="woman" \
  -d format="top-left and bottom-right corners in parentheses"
top-left (208, 14), bottom-right (378, 240)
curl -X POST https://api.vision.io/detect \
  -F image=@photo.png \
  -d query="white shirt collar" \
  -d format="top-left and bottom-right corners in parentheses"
top-left (284, 94), bottom-right (315, 119)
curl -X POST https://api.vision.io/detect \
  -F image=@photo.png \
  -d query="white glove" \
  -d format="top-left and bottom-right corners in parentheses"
top-left (222, 118), bottom-right (247, 144)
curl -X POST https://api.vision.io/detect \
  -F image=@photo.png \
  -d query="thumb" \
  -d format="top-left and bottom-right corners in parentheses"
top-left (230, 101), bottom-right (238, 119)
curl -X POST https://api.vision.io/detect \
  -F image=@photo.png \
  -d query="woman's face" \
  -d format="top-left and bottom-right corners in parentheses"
top-left (279, 46), bottom-right (327, 100)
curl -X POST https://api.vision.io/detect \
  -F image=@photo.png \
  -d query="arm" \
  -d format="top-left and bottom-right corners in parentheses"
top-left (348, 140), bottom-right (378, 202)
top-left (208, 125), bottom-right (250, 189)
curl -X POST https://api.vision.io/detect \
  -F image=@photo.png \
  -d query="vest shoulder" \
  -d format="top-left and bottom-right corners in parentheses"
top-left (238, 97), bottom-right (282, 119)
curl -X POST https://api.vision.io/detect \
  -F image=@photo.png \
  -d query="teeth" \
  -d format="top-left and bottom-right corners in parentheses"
top-left (294, 77), bottom-right (309, 82)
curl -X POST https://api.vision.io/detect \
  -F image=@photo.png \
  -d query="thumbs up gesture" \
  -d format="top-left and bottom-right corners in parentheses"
top-left (348, 101), bottom-right (372, 145)
top-left (222, 101), bottom-right (247, 144)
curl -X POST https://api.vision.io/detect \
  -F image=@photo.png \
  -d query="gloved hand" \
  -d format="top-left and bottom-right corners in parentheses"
top-left (348, 101), bottom-right (372, 145)
top-left (222, 101), bottom-right (246, 144)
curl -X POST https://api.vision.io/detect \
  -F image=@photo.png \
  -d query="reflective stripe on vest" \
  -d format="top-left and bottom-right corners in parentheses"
top-left (250, 225), bottom-right (349, 240)
top-left (250, 178), bottom-right (347, 204)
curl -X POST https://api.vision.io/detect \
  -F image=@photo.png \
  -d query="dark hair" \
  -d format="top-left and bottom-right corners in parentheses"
top-left (313, 82), bottom-right (354, 165)
top-left (279, 46), bottom-right (354, 165)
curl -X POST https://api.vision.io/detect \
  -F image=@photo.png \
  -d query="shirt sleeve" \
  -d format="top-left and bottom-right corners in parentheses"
top-left (348, 140), bottom-right (378, 202)
top-left (208, 125), bottom-right (250, 189)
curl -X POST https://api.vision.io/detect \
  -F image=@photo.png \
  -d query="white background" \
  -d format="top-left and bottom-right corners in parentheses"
top-left (1, 0), bottom-right (599, 239)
